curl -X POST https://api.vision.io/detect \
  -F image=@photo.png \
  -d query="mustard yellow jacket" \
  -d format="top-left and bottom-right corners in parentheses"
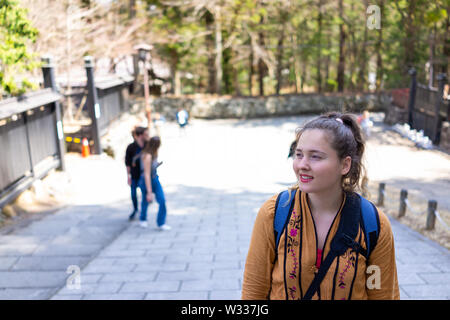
top-left (242, 190), bottom-right (400, 300)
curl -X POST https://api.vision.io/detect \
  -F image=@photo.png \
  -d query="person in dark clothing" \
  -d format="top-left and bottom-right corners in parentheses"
top-left (125, 126), bottom-right (149, 220)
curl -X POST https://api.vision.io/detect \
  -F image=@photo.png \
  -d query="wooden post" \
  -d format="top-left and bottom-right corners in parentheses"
top-left (399, 189), bottom-right (407, 217)
top-left (426, 200), bottom-right (437, 230)
top-left (407, 68), bottom-right (417, 126)
top-left (84, 56), bottom-right (102, 155)
top-left (42, 55), bottom-right (66, 171)
top-left (377, 182), bottom-right (385, 207)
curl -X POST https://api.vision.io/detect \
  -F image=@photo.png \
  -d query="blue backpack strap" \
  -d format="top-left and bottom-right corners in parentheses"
top-left (274, 189), bottom-right (297, 250)
top-left (359, 195), bottom-right (380, 258)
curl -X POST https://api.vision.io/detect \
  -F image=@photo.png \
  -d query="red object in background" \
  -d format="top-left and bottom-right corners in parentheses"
top-left (81, 138), bottom-right (90, 158)
top-left (391, 88), bottom-right (410, 109)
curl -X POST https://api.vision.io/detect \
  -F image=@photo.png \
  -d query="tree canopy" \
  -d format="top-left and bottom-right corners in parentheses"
top-left (2, 0), bottom-right (449, 97)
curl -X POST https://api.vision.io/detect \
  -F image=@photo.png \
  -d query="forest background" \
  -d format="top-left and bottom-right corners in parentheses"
top-left (1, 0), bottom-right (449, 97)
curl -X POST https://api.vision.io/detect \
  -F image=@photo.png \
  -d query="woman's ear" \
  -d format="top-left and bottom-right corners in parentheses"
top-left (341, 156), bottom-right (352, 176)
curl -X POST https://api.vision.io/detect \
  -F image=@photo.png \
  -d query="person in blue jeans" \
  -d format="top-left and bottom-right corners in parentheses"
top-left (125, 126), bottom-right (149, 220)
top-left (139, 136), bottom-right (171, 230)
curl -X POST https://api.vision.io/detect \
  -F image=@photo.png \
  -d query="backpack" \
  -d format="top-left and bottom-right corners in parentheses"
top-left (273, 189), bottom-right (380, 300)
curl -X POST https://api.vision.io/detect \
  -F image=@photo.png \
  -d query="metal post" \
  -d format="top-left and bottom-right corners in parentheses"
top-left (399, 189), bottom-right (408, 217)
top-left (377, 182), bottom-right (385, 207)
top-left (426, 200), bottom-right (437, 230)
top-left (42, 55), bottom-right (66, 171)
top-left (434, 73), bottom-right (447, 144)
top-left (84, 56), bottom-right (102, 155)
top-left (408, 68), bottom-right (417, 126)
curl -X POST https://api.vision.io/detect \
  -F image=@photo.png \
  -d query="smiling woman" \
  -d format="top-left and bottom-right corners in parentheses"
top-left (242, 112), bottom-right (400, 300)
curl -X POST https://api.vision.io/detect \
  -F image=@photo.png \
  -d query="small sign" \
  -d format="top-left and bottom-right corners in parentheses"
top-left (94, 103), bottom-right (101, 119)
top-left (57, 121), bottom-right (63, 140)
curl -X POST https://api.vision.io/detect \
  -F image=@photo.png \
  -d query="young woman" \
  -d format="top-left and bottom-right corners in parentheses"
top-left (139, 136), bottom-right (171, 230)
top-left (242, 112), bottom-right (399, 300)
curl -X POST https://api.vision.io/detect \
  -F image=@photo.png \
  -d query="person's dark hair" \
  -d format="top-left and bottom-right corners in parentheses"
top-left (142, 136), bottom-right (161, 159)
top-left (294, 112), bottom-right (368, 194)
top-left (134, 126), bottom-right (147, 137)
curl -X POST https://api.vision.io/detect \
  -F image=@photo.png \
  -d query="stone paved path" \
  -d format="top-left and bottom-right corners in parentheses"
top-left (1, 114), bottom-right (449, 300)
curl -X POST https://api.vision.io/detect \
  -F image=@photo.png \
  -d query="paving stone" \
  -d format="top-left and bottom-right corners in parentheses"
top-left (180, 279), bottom-right (240, 291)
top-left (11, 256), bottom-right (90, 271)
top-left (100, 272), bottom-right (157, 283)
top-left (32, 244), bottom-right (102, 256)
top-left (82, 293), bottom-right (145, 300)
top-left (120, 281), bottom-right (180, 293)
top-left (0, 288), bottom-right (56, 300)
top-left (156, 271), bottom-right (210, 281)
top-left (211, 269), bottom-right (244, 280)
top-left (396, 263), bottom-right (441, 273)
top-left (99, 249), bottom-right (147, 257)
top-left (0, 271), bottom-right (67, 288)
top-left (417, 272), bottom-right (450, 284)
top-left (397, 273), bottom-right (427, 285)
top-left (187, 261), bottom-right (240, 271)
top-left (400, 284), bottom-right (450, 298)
top-left (56, 282), bottom-right (122, 295)
top-left (145, 291), bottom-right (209, 300)
top-left (83, 263), bottom-right (135, 274)
top-left (165, 254), bottom-right (214, 263)
top-left (50, 294), bottom-right (84, 300)
top-left (0, 257), bottom-right (18, 270)
top-left (209, 290), bottom-right (242, 300)
top-left (0, 244), bottom-right (38, 256)
top-left (134, 263), bottom-right (187, 272)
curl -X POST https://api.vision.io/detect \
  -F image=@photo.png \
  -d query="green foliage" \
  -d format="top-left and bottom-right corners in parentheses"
top-left (140, 0), bottom-right (449, 95)
top-left (0, 0), bottom-right (40, 96)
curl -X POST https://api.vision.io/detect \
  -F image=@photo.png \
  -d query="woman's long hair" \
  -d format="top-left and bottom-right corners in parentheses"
top-left (142, 136), bottom-right (161, 159)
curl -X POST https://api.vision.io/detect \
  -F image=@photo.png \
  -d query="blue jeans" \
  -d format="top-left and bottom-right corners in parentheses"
top-left (138, 175), bottom-right (167, 226)
top-left (130, 178), bottom-right (140, 212)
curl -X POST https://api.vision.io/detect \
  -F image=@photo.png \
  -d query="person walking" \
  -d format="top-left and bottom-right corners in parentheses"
top-left (139, 136), bottom-right (171, 230)
top-left (125, 126), bottom-right (149, 221)
top-left (176, 108), bottom-right (189, 136)
top-left (242, 112), bottom-right (399, 300)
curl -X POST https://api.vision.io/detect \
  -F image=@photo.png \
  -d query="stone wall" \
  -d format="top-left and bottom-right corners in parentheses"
top-left (384, 104), bottom-right (409, 125)
top-left (151, 92), bottom-right (392, 120)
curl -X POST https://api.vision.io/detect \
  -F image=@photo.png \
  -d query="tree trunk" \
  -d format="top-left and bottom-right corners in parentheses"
top-left (375, 0), bottom-right (384, 91)
top-left (214, 5), bottom-right (223, 94)
top-left (205, 10), bottom-right (216, 94)
top-left (324, 32), bottom-right (331, 91)
top-left (169, 49), bottom-right (179, 95)
top-left (357, 5), bottom-right (368, 91)
top-left (258, 15), bottom-right (266, 96)
top-left (275, 25), bottom-right (285, 95)
top-left (292, 33), bottom-right (301, 94)
top-left (404, 0), bottom-right (416, 68)
top-left (441, 5), bottom-right (449, 75)
top-left (317, 0), bottom-right (323, 93)
top-left (336, 0), bottom-right (346, 92)
top-left (248, 38), bottom-right (254, 96)
top-left (428, 25), bottom-right (436, 88)
top-left (129, 0), bottom-right (136, 19)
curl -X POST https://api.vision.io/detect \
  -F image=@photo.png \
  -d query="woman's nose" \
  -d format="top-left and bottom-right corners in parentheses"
top-left (295, 157), bottom-right (310, 170)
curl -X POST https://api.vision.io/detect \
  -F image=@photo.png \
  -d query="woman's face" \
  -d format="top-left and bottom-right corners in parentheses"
top-left (293, 129), bottom-right (351, 195)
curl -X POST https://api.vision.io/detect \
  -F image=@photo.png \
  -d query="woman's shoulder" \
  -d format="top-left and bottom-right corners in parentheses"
top-left (373, 207), bottom-right (394, 237)
top-left (256, 192), bottom-right (287, 222)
